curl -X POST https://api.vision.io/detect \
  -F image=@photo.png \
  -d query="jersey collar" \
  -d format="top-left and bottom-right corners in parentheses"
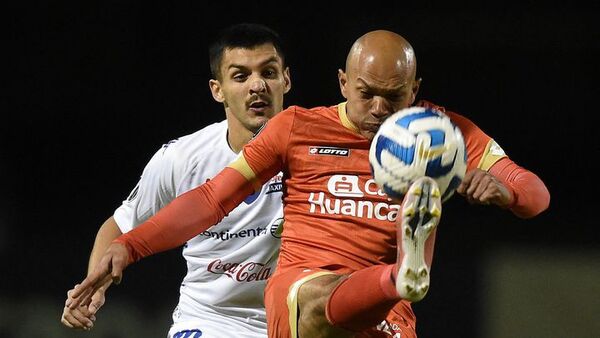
top-left (337, 102), bottom-right (359, 133)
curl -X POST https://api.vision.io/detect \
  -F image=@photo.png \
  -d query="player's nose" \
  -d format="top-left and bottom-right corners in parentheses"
top-left (371, 97), bottom-right (392, 118)
top-left (250, 78), bottom-right (267, 93)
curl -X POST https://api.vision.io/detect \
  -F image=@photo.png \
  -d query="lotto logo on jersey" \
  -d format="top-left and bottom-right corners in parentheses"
top-left (308, 175), bottom-right (401, 221)
top-left (309, 146), bottom-right (350, 157)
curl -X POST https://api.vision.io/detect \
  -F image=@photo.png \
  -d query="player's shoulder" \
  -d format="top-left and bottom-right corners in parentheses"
top-left (276, 104), bottom-right (338, 121)
top-left (162, 120), bottom-right (226, 148)
top-left (155, 120), bottom-right (228, 162)
top-left (416, 99), bottom-right (474, 127)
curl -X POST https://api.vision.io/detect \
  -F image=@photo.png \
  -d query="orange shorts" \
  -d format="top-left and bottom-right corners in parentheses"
top-left (265, 267), bottom-right (417, 338)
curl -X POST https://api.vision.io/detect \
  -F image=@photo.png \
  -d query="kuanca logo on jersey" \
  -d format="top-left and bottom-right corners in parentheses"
top-left (309, 146), bottom-right (350, 157)
top-left (308, 174), bottom-right (401, 221)
top-left (207, 259), bottom-right (272, 282)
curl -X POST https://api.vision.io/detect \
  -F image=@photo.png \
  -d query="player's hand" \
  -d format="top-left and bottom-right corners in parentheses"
top-left (66, 242), bottom-right (129, 310)
top-left (61, 277), bottom-right (112, 330)
top-left (61, 285), bottom-right (97, 330)
top-left (456, 169), bottom-right (512, 207)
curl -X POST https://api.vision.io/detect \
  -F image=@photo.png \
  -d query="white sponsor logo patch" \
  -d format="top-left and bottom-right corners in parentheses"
top-left (327, 175), bottom-right (364, 197)
top-left (308, 146), bottom-right (350, 157)
top-left (308, 175), bottom-right (400, 221)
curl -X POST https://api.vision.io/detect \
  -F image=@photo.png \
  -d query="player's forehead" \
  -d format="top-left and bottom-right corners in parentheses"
top-left (353, 73), bottom-right (412, 94)
top-left (220, 43), bottom-right (284, 71)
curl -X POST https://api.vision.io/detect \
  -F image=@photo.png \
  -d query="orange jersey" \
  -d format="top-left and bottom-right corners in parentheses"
top-left (239, 101), bottom-right (503, 272)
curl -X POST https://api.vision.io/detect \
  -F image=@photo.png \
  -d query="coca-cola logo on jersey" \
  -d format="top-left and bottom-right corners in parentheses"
top-left (207, 259), bottom-right (272, 282)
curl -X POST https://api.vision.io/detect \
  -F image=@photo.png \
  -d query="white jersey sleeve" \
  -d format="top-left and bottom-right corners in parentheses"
top-left (113, 139), bottom-right (182, 233)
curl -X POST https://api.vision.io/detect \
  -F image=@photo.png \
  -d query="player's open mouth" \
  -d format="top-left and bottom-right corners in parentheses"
top-left (249, 101), bottom-right (270, 114)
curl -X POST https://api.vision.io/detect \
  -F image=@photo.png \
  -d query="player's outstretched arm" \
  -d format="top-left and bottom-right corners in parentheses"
top-left (61, 216), bottom-right (121, 329)
top-left (68, 166), bottom-right (257, 309)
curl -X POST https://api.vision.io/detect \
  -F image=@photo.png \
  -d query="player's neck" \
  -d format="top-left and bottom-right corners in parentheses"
top-left (225, 113), bottom-right (254, 154)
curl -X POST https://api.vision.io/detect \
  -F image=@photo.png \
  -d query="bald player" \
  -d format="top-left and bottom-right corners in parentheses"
top-left (68, 30), bottom-right (549, 338)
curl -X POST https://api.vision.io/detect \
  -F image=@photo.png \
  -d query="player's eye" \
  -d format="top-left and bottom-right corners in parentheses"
top-left (262, 69), bottom-right (277, 78)
top-left (360, 91), bottom-right (373, 99)
top-left (233, 73), bottom-right (248, 82)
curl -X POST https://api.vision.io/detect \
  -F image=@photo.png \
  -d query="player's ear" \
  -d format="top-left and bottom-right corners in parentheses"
top-left (338, 69), bottom-right (348, 99)
top-left (283, 67), bottom-right (291, 94)
top-left (209, 79), bottom-right (225, 103)
top-left (409, 77), bottom-right (422, 104)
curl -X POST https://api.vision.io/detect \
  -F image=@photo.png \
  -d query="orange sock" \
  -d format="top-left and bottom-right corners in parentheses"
top-left (325, 264), bottom-right (399, 332)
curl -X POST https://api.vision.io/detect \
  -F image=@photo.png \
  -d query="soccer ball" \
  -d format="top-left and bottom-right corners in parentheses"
top-left (369, 106), bottom-right (467, 202)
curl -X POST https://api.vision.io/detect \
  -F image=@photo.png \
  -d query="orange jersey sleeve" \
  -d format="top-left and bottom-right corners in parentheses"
top-left (417, 100), bottom-right (505, 171)
top-left (242, 107), bottom-right (295, 184)
top-left (418, 100), bottom-right (549, 217)
top-left (489, 157), bottom-right (550, 218)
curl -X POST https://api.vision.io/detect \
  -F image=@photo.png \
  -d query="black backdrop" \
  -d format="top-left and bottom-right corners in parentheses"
top-left (4, 1), bottom-right (599, 337)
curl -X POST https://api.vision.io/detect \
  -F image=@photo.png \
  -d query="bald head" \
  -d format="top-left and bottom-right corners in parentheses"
top-left (338, 30), bottom-right (421, 140)
top-left (345, 30), bottom-right (417, 80)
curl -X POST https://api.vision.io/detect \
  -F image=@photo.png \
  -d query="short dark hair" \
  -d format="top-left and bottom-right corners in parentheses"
top-left (209, 23), bottom-right (285, 80)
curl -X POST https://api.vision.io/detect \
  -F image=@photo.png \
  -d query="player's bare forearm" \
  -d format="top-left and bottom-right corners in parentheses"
top-left (88, 216), bottom-right (123, 274)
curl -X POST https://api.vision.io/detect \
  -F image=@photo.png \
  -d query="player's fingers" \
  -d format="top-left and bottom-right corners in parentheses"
top-left (100, 277), bottom-right (114, 289)
top-left (111, 258), bottom-right (124, 285)
top-left (80, 274), bottom-right (113, 311)
top-left (70, 254), bottom-right (114, 303)
top-left (61, 307), bottom-right (93, 330)
top-left (66, 283), bottom-right (81, 297)
top-left (60, 312), bottom-right (75, 329)
top-left (456, 170), bottom-right (474, 194)
top-left (465, 171), bottom-right (485, 196)
top-left (471, 174), bottom-right (492, 201)
top-left (88, 288), bottom-right (107, 314)
top-left (68, 280), bottom-right (99, 309)
top-left (69, 277), bottom-right (98, 300)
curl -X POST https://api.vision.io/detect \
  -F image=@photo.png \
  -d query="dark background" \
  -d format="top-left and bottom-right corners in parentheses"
top-left (3, 1), bottom-right (599, 337)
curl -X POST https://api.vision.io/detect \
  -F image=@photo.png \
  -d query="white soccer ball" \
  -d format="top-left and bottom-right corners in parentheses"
top-left (369, 106), bottom-right (467, 202)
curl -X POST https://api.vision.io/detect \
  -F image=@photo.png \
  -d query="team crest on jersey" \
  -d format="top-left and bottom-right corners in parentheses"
top-left (308, 146), bottom-right (350, 157)
top-left (269, 217), bottom-right (284, 238)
